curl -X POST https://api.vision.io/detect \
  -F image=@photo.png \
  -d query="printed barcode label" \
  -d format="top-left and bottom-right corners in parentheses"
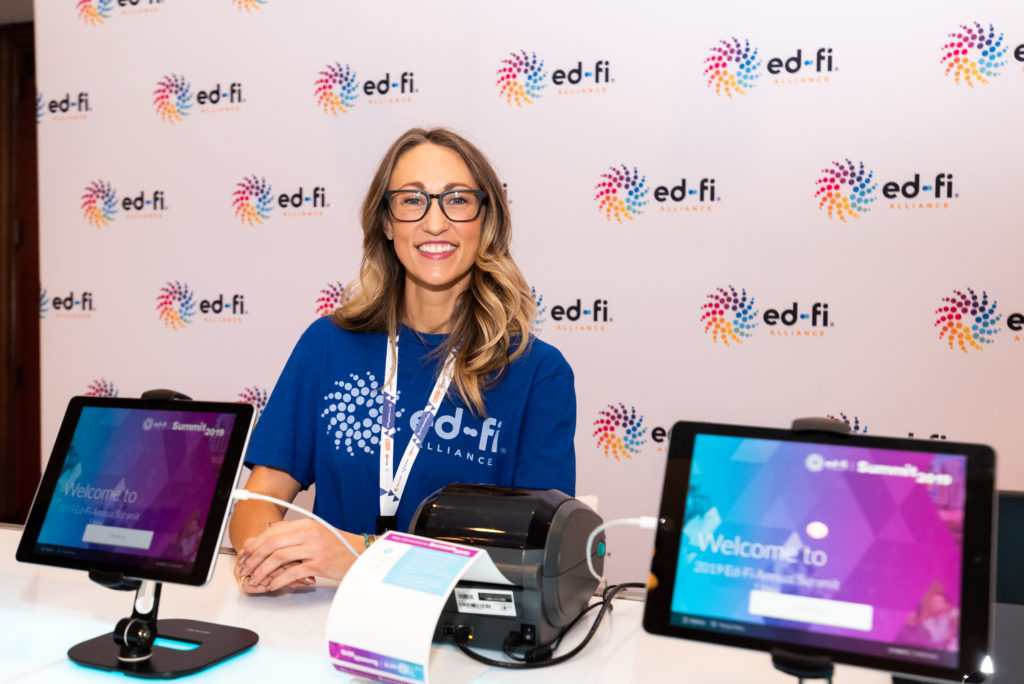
top-left (454, 588), bottom-right (517, 617)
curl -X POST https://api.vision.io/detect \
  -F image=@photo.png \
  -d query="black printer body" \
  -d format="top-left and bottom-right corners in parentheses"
top-left (410, 484), bottom-right (605, 651)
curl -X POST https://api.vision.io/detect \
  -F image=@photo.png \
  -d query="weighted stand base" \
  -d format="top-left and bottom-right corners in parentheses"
top-left (69, 618), bottom-right (258, 679)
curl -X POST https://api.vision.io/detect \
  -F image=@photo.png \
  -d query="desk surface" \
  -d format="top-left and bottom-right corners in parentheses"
top-left (0, 526), bottom-right (922, 683)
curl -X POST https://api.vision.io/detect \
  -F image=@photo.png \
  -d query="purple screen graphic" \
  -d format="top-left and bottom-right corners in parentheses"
top-left (671, 434), bottom-right (967, 668)
top-left (35, 406), bottom-right (237, 574)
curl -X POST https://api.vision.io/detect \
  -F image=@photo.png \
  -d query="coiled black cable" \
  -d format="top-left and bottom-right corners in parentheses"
top-left (453, 582), bottom-right (646, 669)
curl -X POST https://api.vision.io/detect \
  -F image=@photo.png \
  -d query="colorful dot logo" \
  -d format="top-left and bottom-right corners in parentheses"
top-left (595, 165), bottom-right (649, 223)
top-left (496, 50), bottom-right (548, 107)
top-left (233, 175), bottom-right (274, 226)
top-left (233, 0), bottom-right (267, 12)
top-left (827, 413), bottom-right (868, 434)
top-left (941, 22), bottom-right (1008, 87)
top-left (700, 286), bottom-right (758, 346)
top-left (316, 282), bottom-right (345, 317)
top-left (81, 180), bottom-right (118, 228)
top-left (704, 37), bottom-right (762, 98)
top-left (153, 74), bottom-right (193, 123)
top-left (593, 403), bottom-right (647, 461)
top-left (85, 379), bottom-right (118, 397)
top-left (815, 159), bottom-right (877, 222)
top-left (531, 287), bottom-right (548, 335)
top-left (39, 287), bottom-right (48, 318)
top-left (239, 386), bottom-right (269, 419)
top-left (934, 288), bottom-right (1002, 352)
top-left (156, 280), bottom-right (196, 330)
top-left (315, 63), bottom-right (359, 115)
top-left (77, 0), bottom-right (112, 26)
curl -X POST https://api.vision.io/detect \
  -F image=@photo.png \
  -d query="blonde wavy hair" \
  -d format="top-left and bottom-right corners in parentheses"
top-left (334, 127), bottom-right (535, 417)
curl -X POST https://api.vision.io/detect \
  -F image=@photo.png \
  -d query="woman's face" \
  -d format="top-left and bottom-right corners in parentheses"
top-left (386, 142), bottom-right (483, 297)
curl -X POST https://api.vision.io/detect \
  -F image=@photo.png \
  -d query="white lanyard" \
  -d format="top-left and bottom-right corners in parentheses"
top-left (379, 334), bottom-right (457, 517)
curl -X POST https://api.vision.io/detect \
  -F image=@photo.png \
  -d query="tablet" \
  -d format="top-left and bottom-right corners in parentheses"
top-left (643, 421), bottom-right (996, 681)
top-left (17, 396), bottom-right (254, 586)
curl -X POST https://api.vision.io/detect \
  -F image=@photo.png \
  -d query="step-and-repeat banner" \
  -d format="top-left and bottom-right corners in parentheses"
top-left (35, 0), bottom-right (1024, 582)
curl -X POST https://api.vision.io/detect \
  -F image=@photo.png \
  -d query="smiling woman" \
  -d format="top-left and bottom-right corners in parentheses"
top-left (227, 128), bottom-right (577, 594)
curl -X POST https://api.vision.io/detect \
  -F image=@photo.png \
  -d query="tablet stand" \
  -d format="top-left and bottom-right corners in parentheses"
top-left (771, 648), bottom-right (834, 684)
top-left (68, 570), bottom-right (258, 678)
top-left (67, 389), bottom-right (258, 678)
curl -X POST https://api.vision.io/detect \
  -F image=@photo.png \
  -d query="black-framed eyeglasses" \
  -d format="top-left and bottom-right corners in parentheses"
top-left (383, 189), bottom-right (487, 222)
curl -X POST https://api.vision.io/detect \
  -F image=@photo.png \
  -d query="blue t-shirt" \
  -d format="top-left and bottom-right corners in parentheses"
top-left (245, 316), bottom-right (576, 533)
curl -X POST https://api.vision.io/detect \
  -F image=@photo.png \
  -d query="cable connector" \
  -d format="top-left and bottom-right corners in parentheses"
top-left (585, 516), bottom-right (658, 583)
top-left (230, 489), bottom-right (361, 558)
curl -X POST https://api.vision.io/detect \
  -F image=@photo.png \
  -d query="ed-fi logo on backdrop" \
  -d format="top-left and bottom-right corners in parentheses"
top-left (85, 379), bottom-right (119, 397)
top-left (496, 50), bottom-right (548, 106)
top-left (704, 38), bottom-right (762, 98)
top-left (157, 281), bottom-right (248, 329)
top-left (41, 288), bottom-right (96, 319)
top-left (705, 37), bottom-right (836, 94)
top-left (233, 176), bottom-right (273, 226)
top-left (81, 180), bottom-right (167, 225)
top-left (36, 91), bottom-right (92, 122)
top-left (360, 69), bottom-right (417, 105)
top-left (534, 293), bottom-right (612, 333)
top-left (934, 288), bottom-right (1001, 353)
top-left (154, 74), bottom-right (244, 121)
top-left (816, 160), bottom-right (957, 217)
top-left (702, 285), bottom-right (832, 344)
top-left (233, 0), bottom-right (267, 13)
top-left (77, 0), bottom-right (113, 26)
top-left (701, 286), bottom-right (758, 346)
top-left (595, 165), bottom-right (719, 222)
top-left (826, 412), bottom-right (868, 434)
top-left (78, 0), bottom-right (165, 26)
top-left (315, 63), bottom-right (359, 115)
top-left (238, 386), bottom-right (269, 419)
top-left (765, 46), bottom-right (836, 84)
top-left (496, 50), bottom-right (611, 103)
top-left (316, 282), bottom-right (345, 317)
top-left (815, 159), bottom-right (876, 222)
top-left (882, 172), bottom-right (957, 210)
top-left (592, 404), bottom-right (669, 461)
top-left (595, 165), bottom-right (649, 223)
top-left (81, 180), bottom-right (118, 228)
top-left (941, 22), bottom-right (1008, 87)
top-left (531, 287), bottom-right (547, 335)
top-left (153, 74), bottom-right (192, 123)
top-left (233, 176), bottom-right (328, 225)
top-left (157, 281), bottom-right (194, 330)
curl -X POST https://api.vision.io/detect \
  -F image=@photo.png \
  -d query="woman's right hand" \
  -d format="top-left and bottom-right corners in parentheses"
top-left (235, 518), bottom-right (364, 593)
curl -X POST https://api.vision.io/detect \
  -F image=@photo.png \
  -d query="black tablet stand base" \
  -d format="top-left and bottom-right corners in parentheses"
top-left (69, 571), bottom-right (258, 678)
top-left (771, 648), bottom-right (834, 684)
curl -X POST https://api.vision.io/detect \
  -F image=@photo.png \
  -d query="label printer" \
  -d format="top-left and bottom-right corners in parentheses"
top-left (410, 484), bottom-right (605, 651)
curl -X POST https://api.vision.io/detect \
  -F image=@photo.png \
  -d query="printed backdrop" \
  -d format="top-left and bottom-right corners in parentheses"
top-left (35, 0), bottom-right (1024, 582)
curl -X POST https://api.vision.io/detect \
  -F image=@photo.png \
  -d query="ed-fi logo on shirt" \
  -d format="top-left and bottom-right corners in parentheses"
top-left (410, 408), bottom-right (505, 465)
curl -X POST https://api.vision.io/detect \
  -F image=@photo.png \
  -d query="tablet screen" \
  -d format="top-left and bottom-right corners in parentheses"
top-left (18, 396), bottom-right (254, 586)
top-left (644, 422), bottom-right (995, 681)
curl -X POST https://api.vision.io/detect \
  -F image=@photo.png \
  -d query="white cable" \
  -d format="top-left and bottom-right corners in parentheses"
top-left (231, 489), bottom-right (362, 558)
top-left (586, 516), bottom-right (658, 583)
